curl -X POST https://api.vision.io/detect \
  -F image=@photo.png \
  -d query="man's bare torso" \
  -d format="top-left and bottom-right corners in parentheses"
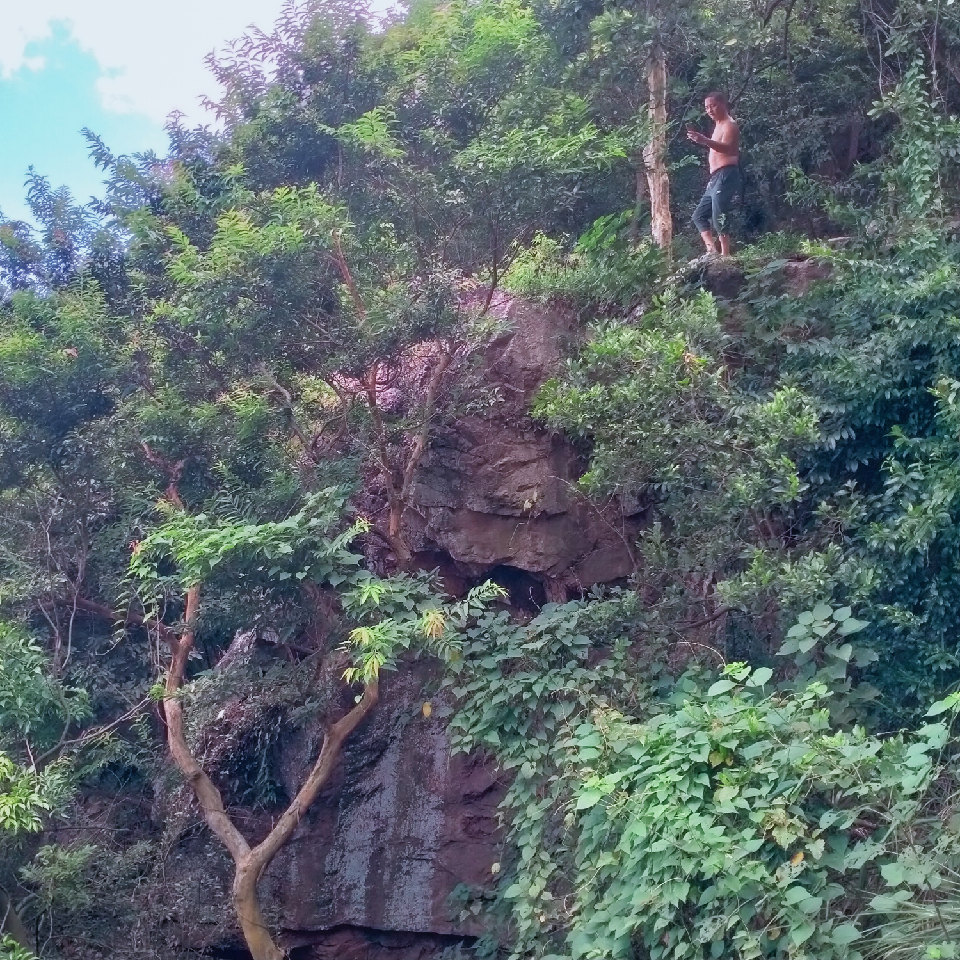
top-left (709, 118), bottom-right (740, 173)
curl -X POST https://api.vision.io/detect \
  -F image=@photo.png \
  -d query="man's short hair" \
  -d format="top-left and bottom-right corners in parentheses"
top-left (704, 91), bottom-right (728, 106)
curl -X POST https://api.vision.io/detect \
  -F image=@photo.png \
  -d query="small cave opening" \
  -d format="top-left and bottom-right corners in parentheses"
top-left (485, 564), bottom-right (547, 612)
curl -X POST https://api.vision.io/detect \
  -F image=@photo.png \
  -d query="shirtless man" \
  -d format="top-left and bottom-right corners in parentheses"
top-left (686, 92), bottom-right (741, 257)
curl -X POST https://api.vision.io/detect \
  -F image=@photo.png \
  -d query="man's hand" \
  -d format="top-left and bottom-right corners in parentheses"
top-left (686, 127), bottom-right (709, 147)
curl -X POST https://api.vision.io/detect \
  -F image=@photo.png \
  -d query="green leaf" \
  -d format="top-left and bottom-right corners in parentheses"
top-left (927, 693), bottom-right (960, 717)
top-left (784, 885), bottom-right (809, 905)
top-left (707, 678), bottom-right (736, 697)
top-left (747, 667), bottom-right (773, 687)
top-left (832, 924), bottom-right (860, 946)
top-left (576, 790), bottom-right (606, 810)
top-left (881, 862), bottom-right (906, 887)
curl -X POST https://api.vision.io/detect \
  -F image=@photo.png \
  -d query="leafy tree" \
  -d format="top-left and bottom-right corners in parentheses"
top-left (123, 484), bottom-right (500, 960)
top-left (0, 627), bottom-right (77, 953)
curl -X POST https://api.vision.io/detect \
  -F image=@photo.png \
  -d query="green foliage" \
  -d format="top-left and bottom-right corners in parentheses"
top-left (16, 838), bottom-right (159, 953)
top-left (0, 754), bottom-right (54, 834)
top-left (343, 578), bottom-right (505, 684)
top-left (775, 602), bottom-right (877, 721)
top-left (19, 844), bottom-right (99, 915)
top-left (0, 938), bottom-right (35, 960)
top-left (534, 289), bottom-right (816, 502)
top-left (127, 485), bottom-right (505, 688)
top-left (559, 666), bottom-right (930, 960)
top-left (450, 602), bottom-right (960, 960)
top-left (129, 488), bottom-right (365, 594)
top-left (448, 592), bottom-right (666, 954)
top-left (502, 220), bottom-right (665, 308)
top-left (0, 624), bottom-right (87, 747)
top-left (532, 287), bottom-right (822, 650)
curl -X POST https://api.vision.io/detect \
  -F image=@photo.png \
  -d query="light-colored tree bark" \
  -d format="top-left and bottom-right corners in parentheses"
top-left (643, 42), bottom-right (674, 250)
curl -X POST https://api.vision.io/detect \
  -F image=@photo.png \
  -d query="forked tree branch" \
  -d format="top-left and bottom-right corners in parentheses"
top-left (74, 587), bottom-right (379, 960)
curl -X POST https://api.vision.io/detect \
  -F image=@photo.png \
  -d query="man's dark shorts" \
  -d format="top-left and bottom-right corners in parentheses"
top-left (692, 165), bottom-right (741, 236)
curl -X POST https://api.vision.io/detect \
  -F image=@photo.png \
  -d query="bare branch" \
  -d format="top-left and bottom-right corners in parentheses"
top-left (400, 345), bottom-right (455, 504)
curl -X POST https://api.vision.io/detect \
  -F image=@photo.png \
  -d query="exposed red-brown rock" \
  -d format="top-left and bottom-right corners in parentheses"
top-left (403, 292), bottom-right (646, 595)
top-left (157, 293), bottom-right (646, 960)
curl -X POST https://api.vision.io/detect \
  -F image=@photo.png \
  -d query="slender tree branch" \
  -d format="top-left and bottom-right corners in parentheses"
top-left (160, 585), bottom-right (252, 864)
top-left (140, 442), bottom-right (186, 509)
top-left (400, 345), bottom-right (455, 505)
top-left (674, 606), bottom-right (735, 631)
top-left (331, 232), bottom-right (366, 323)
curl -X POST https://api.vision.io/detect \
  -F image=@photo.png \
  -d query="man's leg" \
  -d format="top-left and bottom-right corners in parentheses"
top-left (713, 171), bottom-right (739, 256)
top-left (692, 191), bottom-right (718, 254)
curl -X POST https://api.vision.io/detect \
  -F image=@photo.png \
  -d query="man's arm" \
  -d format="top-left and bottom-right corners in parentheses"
top-left (687, 123), bottom-right (739, 155)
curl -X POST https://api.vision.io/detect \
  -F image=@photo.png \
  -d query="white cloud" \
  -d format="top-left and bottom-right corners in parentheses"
top-left (0, 0), bottom-right (392, 125)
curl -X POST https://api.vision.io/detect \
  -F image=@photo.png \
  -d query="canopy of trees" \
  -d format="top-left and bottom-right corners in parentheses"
top-left (5, 0), bottom-right (960, 958)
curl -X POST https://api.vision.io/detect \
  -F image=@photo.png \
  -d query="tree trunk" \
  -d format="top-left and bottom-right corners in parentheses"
top-left (643, 43), bottom-right (673, 250)
top-left (233, 865), bottom-right (285, 960)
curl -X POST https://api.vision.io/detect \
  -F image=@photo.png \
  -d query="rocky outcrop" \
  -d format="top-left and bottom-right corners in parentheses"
top-left (160, 293), bottom-right (642, 959)
top-left (692, 255), bottom-right (832, 302)
top-left (405, 292), bottom-right (646, 596)
top-left (159, 671), bottom-right (502, 960)
top-left (272, 672), bottom-right (500, 946)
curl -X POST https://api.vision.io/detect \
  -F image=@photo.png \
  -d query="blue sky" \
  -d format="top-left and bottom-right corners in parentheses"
top-left (0, 24), bottom-right (165, 222)
top-left (0, 1), bottom-right (391, 224)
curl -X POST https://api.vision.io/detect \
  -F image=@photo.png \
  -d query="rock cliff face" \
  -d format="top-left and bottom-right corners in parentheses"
top-left (405, 292), bottom-right (646, 597)
top-left (274, 672), bottom-right (501, 957)
top-left (161, 294), bottom-right (645, 959)
top-left (161, 671), bottom-right (502, 959)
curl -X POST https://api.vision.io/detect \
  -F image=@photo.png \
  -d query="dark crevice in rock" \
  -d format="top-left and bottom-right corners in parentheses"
top-left (207, 925), bottom-right (472, 960)
top-left (485, 564), bottom-right (547, 611)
